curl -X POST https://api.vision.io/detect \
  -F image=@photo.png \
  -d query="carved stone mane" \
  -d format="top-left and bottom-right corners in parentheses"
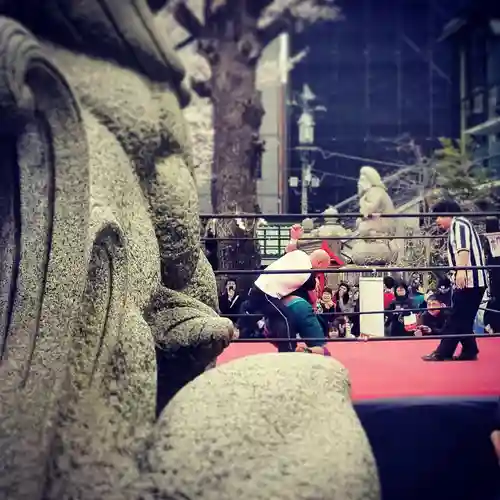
top-left (0, 3), bottom-right (381, 500)
top-left (0, 4), bottom-right (231, 497)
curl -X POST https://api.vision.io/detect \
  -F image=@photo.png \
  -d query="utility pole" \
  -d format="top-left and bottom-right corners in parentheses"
top-left (421, 160), bottom-right (432, 290)
top-left (296, 83), bottom-right (322, 214)
top-left (300, 152), bottom-right (312, 214)
top-left (459, 44), bottom-right (467, 156)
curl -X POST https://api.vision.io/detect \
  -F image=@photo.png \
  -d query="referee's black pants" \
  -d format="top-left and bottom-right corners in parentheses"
top-left (436, 286), bottom-right (485, 358)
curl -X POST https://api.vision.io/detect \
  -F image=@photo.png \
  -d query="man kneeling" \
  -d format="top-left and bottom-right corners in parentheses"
top-left (238, 249), bottom-right (330, 352)
top-left (281, 289), bottom-right (331, 356)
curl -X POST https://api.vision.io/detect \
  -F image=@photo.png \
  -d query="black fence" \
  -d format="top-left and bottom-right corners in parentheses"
top-left (201, 211), bottom-right (500, 343)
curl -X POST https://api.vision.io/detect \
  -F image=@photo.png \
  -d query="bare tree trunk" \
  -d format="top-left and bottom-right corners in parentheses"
top-left (210, 41), bottom-right (264, 293)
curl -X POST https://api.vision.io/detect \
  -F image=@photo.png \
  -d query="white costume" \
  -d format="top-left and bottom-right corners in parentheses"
top-left (255, 250), bottom-right (312, 299)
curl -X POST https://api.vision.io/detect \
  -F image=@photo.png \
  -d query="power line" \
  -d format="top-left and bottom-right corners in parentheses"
top-left (294, 146), bottom-right (411, 169)
top-left (294, 145), bottom-right (500, 170)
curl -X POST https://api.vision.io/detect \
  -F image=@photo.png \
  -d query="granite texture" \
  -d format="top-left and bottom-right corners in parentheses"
top-left (134, 353), bottom-right (381, 500)
top-left (0, 3), bottom-right (230, 498)
top-left (0, 2), bottom-right (381, 499)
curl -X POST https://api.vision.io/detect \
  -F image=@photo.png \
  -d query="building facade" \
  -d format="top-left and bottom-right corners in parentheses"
top-left (287, 0), bottom-right (468, 214)
top-left (440, 2), bottom-right (500, 169)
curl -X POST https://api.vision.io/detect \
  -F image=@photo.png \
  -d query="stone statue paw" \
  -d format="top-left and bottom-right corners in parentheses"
top-left (135, 352), bottom-right (381, 500)
top-left (144, 285), bottom-right (234, 411)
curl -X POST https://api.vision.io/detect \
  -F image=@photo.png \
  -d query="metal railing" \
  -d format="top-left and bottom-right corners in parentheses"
top-left (223, 304), bottom-right (497, 319)
top-left (230, 333), bottom-right (500, 344)
top-left (202, 211), bottom-right (498, 260)
top-left (201, 210), bottom-right (500, 343)
top-left (213, 265), bottom-right (499, 276)
top-left (255, 224), bottom-right (290, 263)
top-left (200, 211), bottom-right (500, 219)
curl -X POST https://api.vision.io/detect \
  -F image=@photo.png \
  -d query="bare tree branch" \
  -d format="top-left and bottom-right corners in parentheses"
top-left (245, 0), bottom-right (275, 18)
top-left (190, 76), bottom-right (213, 98)
top-left (257, 8), bottom-right (294, 47)
top-left (170, 1), bottom-right (205, 39)
top-left (258, 0), bottom-right (340, 46)
top-left (175, 35), bottom-right (196, 50)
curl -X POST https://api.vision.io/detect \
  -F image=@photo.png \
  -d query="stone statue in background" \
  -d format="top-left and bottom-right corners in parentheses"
top-left (313, 206), bottom-right (350, 239)
top-left (296, 209), bottom-right (349, 252)
top-left (302, 216), bottom-right (316, 235)
top-left (0, 2), bottom-right (380, 499)
top-left (350, 166), bottom-right (399, 264)
top-left (356, 166), bottom-right (395, 235)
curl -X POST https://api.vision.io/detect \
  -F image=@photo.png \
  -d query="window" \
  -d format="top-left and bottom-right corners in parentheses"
top-left (463, 97), bottom-right (471, 118)
top-left (473, 91), bottom-right (484, 114)
top-left (489, 86), bottom-right (500, 118)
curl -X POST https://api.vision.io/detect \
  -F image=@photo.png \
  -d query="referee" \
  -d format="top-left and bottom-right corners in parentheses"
top-left (422, 200), bottom-right (487, 362)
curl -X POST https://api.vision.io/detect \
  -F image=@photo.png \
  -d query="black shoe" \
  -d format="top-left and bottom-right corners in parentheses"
top-left (453, 352), bottom-right (478, 361)
top-left (422, 352), bottom-right (454, 362)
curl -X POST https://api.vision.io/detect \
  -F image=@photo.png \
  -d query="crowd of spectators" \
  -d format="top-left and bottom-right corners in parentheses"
top-left (382, 275), bottom-right (452, 337)
top-left (218, 277), bottom-right (359, 340)
top-left (209, 204), bottom-right (500, 347)
top-left (217, 272), bottom-right (465, 343)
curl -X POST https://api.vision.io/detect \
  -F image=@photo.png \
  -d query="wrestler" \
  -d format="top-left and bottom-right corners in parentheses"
top-left (237, 248), bottom-right (330, 351)
top-left (285, 223), bottom-right (338, 304)
top-left (281, 291), bottom-right (331, 356)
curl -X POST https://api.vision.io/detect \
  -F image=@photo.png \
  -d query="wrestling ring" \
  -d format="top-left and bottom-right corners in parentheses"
top-left (202, 211), bottom-right (500, 500)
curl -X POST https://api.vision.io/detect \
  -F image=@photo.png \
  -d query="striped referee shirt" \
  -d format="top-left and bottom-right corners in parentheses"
top-left (447, 216), bottom-right (487, 288)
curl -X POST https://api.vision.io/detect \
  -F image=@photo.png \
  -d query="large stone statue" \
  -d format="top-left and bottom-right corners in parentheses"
top-left (0, 2), bottom-right (380, 499)
top-left (350, 166), bottom-right (398, 264)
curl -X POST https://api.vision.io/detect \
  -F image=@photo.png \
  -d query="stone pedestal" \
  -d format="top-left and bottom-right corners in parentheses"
top-left (350, 239), bottom-right (398, 265)
top-left (297, 208), bottom-right (349, 289)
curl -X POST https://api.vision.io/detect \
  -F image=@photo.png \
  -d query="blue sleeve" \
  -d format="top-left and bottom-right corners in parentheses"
top-left (289, 299), bottom-right (326, 347)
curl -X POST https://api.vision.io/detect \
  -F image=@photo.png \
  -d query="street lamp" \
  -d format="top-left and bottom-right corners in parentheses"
top-left (297, 108), bottom-right (315, 214)
top-left (290, 83), bottom-right (325, 214)
top-left (298, 109), bottom-right (315, 145)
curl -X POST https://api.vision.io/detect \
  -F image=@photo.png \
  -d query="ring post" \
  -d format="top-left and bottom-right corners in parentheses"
top-left (359, 275), bottom-right (385, 337)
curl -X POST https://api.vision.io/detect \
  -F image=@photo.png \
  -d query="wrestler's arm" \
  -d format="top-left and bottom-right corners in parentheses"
top-left (285, 224), bottom-right (303, 253)
top-left (451, 221), bottom-right (471, 286)
top-left (456, 250), bottom-right (470, 267)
